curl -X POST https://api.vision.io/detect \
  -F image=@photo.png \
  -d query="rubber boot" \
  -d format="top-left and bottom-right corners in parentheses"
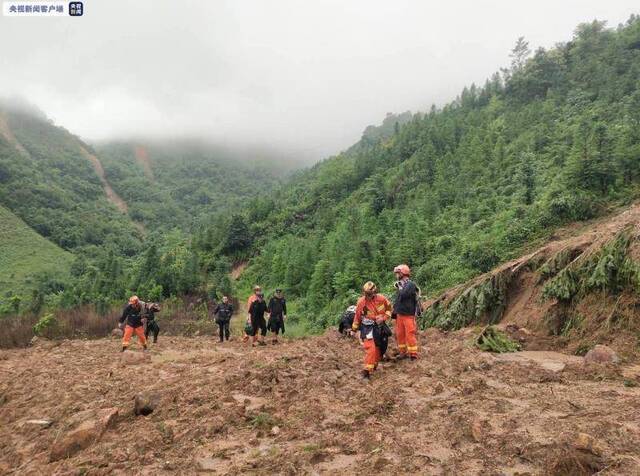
top-left (361, 369), bottom-right (371, 379)
top-left (121, 346), bottom-right (127, 352)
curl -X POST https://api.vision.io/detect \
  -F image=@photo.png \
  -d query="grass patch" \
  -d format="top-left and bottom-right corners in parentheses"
top-left (475, 326), bottom-right (521, 353)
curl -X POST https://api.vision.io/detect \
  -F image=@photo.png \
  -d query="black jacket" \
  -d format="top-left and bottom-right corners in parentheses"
top-left (213, 303), bottom-right (234, 322)
top-left (268, 297), bottom-right (287, 316)
top-left (249, 299), bottom-right (268, 321)
top-left (119, 303), bottom-right (145, 328)
top-left (338, 310), bottom-right (355, 334)
top-left (393, 279), bottom-right (418, 316)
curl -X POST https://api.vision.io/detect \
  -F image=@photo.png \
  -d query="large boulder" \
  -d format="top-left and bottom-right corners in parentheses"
top-left (584, 345), bottom-right (619, 365)
top-left (50, 408), bottom-right (118, 461)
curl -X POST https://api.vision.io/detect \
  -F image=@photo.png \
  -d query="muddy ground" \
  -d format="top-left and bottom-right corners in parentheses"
top-left (1, 329), bottom-right (639, 475)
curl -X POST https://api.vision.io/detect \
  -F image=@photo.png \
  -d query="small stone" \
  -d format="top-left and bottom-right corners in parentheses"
top-left (584, 345), bottom-right (619, 365)
top-left (134, 391), bottom-right (159, 416)
top-left (271, 425), bottom-right (280, 436)
top-left (25, 419), bottom-right (53, 428)
top-left (470, 418), bottom-right (483, 442)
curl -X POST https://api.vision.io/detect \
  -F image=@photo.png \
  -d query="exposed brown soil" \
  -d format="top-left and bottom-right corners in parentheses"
top-left (76, 145), bottom-right (145, 233)
top-left (231, 262), bottom-right (248, 281)
top-left (0, 112), bottom-right (30, 158)
top-left (1, 329), bottom-right (639, 475)
top-left (425, 202), bottom-right (640, 360)
top-left (134, 145), bottom-right (155, 182)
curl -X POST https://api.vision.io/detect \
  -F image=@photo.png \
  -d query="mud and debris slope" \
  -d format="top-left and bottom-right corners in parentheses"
top-left (424, 202), bottom-right (640, 359)
top-left (1, 330), bottom-right (639, 475)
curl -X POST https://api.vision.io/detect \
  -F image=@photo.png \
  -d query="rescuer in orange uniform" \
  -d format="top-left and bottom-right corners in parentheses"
top-left (118, 295), bottom-right (148, 352)
top-left (351, 281), bottom-right (392, 379)
top-left (392, 264), bottom-right (419, 359)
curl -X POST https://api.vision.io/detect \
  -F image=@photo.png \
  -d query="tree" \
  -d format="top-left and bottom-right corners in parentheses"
top-left (510, 37), bottom-right (531, 72)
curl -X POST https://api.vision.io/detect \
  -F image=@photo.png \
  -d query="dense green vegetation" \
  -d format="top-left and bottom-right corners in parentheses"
top-left (97, 141), bottom-right (284, 230)
top-left (0, 106), bottom-right (141, 256)
top-left (2, 16), bottom-right (640, 335)
top-left (218, 17), bottom-right (640, 329)
top-left (0, 205), bottom-right (72, 312)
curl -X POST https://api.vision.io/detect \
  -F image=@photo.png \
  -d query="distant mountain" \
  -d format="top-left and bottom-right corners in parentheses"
top-left (95, 140), bottom-right (283, 230)
top-left (0, 103), bottom-right (142, 256)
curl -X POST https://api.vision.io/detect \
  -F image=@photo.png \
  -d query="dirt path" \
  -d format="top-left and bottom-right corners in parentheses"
top-left (1, 330), bottom-right (638, 474)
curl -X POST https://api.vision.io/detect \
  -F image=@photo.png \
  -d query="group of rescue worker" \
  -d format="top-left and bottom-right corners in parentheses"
top-left (117, 264), bottom-right (419, 380)
top-left (117, 288), bottom-right (288, 350)
top-left (350, 264), bottom-right (420, 379)
top-left (243, 286), bottom-right (287, 346)
top-left (118, 296), bottom-right (160, 352)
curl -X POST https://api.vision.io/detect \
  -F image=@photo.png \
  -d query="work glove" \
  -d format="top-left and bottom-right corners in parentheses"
top-left (118, 322), bottom-right (124, 330)
top-left (394, 281), bottom-right (403, 290)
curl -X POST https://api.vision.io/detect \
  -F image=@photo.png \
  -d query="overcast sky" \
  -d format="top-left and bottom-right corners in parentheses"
top-left (0, 1), bottom-right (638, 162)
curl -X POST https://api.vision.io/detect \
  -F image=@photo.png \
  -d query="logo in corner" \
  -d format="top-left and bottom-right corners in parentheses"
top-left (68, 1), bottom-right (82, 16)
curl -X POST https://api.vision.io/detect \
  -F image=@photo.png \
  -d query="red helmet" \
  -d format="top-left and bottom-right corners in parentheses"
top-left (393, 264), bottom-right (411, 277)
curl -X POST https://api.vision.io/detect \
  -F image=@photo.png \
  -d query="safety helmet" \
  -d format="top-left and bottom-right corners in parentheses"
top-left (253, 285), bottom-right (262, 292)
top-left (393, 264), bottom-right (411, 277)
top-left (129, 295), bottom-right (140, 305)
top-left (363, 281), bottom-right (377, 295)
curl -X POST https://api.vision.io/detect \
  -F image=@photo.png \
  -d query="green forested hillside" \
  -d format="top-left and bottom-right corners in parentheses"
top-left (0, 205), bottom-right (72, 309)
top-left (96, 141), bottom-right (283, 230)
top-left (0, 105), bottom-right (141, 256)
top-left (3, 17), bottom-right (640, 332)
top-left (207, 17), bottom-right (640, 329)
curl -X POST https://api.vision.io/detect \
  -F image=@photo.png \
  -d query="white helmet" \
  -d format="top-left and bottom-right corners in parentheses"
top-left (347, 305), bottom-right (356, 313)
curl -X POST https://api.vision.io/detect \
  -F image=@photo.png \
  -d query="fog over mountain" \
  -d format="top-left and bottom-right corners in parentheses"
top-left (1, 0), bottom-right (637, 162)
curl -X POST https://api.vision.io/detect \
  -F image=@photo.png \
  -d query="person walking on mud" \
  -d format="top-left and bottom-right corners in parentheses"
top-left (248, 291), bottom-right (269, 347)
top-left (119, 295), bottom-right (148, 352)
top-left (267, 288), bottom-right (287, 344)
top-left (213, 296), bottom-right (234, 342)
top-left (351, 282), bottom-right (392, 379)
top-left (243, 285), bottom-right (262, 343)
top-left (143, 302), bottom-right (161, 344)
top-left (392, 264), bottom-right (420, 360)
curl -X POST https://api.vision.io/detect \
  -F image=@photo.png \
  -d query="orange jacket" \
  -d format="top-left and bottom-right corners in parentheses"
top-left (247, 294), bottom-right (258, 310)
top-left (352, 294), bottom-right (391, 331)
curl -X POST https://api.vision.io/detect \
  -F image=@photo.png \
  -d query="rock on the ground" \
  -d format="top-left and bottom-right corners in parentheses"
top-left (573, 432), bottom-right (604, 456)
top-left (584, 345), bottom-right (619, 364)
top-left (49, 408), bottom-right (118, 461)
top-left (24, 419), bottom-right (53, 428)
top-left (111, 328), bottom-right (123, 338)
top-left (134, 391), bottom-right (159, 416)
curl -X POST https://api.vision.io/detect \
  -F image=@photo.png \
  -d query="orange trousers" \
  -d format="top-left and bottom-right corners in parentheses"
top-left (396, 315), bottom-right (418, 357)
top-left (363, 339), bottom-right (381, 372)
top-left (123, 325), bottom-right (147, 348)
